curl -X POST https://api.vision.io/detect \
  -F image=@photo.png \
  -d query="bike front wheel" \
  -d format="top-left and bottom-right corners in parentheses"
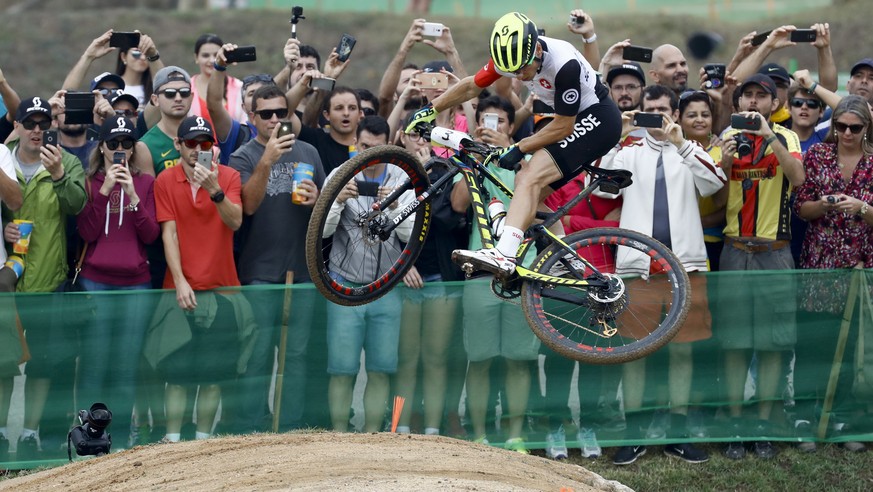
top-left (521, 227), bottom-right (690, 364)
top-left (305, 146), bottom-right (431, 306)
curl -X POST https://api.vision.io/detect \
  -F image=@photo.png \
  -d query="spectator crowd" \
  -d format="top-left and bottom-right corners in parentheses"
top-left (0, 8), bottom-right (872, 467)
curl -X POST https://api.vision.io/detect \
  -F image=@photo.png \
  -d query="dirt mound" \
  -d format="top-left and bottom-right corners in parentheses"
top-left (1, 432), bottom-right (631, 491)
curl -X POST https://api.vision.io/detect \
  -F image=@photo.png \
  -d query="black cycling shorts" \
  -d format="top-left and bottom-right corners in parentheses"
top-left (541, 97), bottom-right (622, 190)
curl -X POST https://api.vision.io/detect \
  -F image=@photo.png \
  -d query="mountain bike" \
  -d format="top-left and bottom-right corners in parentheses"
top-left (305, 125), bottom-right (690, 363)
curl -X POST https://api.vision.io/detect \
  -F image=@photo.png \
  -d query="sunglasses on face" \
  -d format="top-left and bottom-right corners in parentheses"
top-left (834, 122), bottom-right (866, 134)
top-left (105, 139), bottom-right (135, 150)
top-left (95, 88), bottom-right (122, 98)
top-left (114, 109), bottom-right (137, 117)
top-left (789, 98), bottom-right (822, 110)
top-left (22, 119), bottom-right (52, 131)
top-left (254, 108), bottom-right (289, 120)
top-left (131, 49), bottom-right (142, 59)
top-left (182, 139), bottom-right (214, 150)
top-left (362, 107), bottom-right (377, 117)
top-left (158, 88), bottom-right (192, 99)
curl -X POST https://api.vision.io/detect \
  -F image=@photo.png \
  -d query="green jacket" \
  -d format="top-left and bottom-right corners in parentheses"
top-left (3, 140), bottom-right (86, 292)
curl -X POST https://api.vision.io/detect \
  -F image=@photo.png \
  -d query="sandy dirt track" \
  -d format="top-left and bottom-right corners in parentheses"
top-left (1, 432), bottom-right (632, 491)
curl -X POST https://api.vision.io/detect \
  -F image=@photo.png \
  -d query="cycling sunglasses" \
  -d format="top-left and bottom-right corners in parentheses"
top-left (158, 88), bottom-right (192, 99)
top-left (789, 98), bottom-right (822, 110)
top-left (105, 138), bottom-right (136, 150)
top-left (254, 108), bottom-right (289, 120)
top-left (182, 138), bottom-right (214, 150)
top-left (834, 121), bottom-right (865, 134)
top-left (21, 119), bottom-right (52, 131)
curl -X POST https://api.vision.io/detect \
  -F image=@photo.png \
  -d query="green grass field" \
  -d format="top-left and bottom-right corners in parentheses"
top-left (248, 0), bottom-right (831, 22)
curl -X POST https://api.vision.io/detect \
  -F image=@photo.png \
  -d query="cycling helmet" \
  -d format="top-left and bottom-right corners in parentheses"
top-left (490, 12), bottom-right (539, 73)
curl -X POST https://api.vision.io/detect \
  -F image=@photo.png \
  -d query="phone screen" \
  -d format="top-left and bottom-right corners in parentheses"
top-left (633, 112), bottom-right (664, 128)
top-left (356, 179), bottom-right (379, 197)
top-left (623, 46), bottom-right (653, 63)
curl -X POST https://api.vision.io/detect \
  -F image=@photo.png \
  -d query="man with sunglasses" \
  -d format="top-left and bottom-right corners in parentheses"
top-left (717, 73), bottom-right (804, 460)
top-left (227, 83), bottom-right (324, 433)
top-left (3, 96), bottom-right (86, 459)
top-left (210, 44), bottom-right (279, 165)
top-left (140, 66), bottom-right (194, 175)
top-left (786, 85), bottom-right (827, 154)
top-left (151, 115), bottom-right (245, 443)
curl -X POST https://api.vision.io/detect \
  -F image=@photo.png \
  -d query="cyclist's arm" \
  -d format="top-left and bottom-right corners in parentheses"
top-left (516, 58), bottom-right (585, 153)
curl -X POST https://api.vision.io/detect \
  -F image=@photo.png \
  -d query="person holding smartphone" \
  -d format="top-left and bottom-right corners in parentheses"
top-left (717, 74), bottom-right (804, 460)
top-left (4, 97), bottom-right (86, 459)
top-left (75, 116), bottom-right (159, 449)
top-left (597, 85), bottom-right (725, 466)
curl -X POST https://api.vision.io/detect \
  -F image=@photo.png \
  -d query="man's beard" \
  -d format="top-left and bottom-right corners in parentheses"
top-left (59, 125), bottom-right (86, 137)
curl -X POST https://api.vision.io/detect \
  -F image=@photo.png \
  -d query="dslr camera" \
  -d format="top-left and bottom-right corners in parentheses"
top-left (734, 134), bottom-right (754, 158)
top-left (68, 402), bottom-right (112, 459)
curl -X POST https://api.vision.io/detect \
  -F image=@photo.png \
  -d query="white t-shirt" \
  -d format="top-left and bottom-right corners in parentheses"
top-left (0, 145), bottom-right (17, 265)
top-left (125, 85), bottom-right (146, 107)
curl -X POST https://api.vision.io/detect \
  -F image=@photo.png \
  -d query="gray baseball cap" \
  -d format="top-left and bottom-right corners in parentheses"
top-left (153, 66), bottom-right (191, 92)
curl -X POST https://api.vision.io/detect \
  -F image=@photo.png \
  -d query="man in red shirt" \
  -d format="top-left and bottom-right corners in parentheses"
top-left (152, 116), bottom-right (244, 442)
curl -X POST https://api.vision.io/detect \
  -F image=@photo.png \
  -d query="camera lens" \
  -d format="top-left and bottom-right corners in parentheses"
top-left (826, 195), bottom-right (837, 204)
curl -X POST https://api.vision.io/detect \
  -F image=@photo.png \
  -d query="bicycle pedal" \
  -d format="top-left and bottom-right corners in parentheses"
top-left (461, 262), bottom-right (475, 275)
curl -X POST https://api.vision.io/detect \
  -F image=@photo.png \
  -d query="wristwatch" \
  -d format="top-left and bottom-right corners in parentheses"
top-left (147, 51), bottom-right (160, 62)
top-left (211, 190), bottom-right (226, 203)
top-left (860, 203), bottom-right (869, 217)
top-left (582, 33), bottom-right (598, 44)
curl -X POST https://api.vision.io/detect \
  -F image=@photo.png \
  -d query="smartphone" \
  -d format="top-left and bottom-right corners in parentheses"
top-left (64, 91), bottom-right (96, 125)
top-left (336, 34), bottom-right (356, 63)
top-left (309, 77), bottom-right (336, 92)
top-left (731, 113), bottom-right (761, 131)
top-left (483, 112), bottom-right (499, 131)
top-left (109, 31), bottom-right (141, 49)
top-left (570, 14), bottom-right (586, 26)
top-left (113, 151), bottom-right (126, 167)
top-left (416, 72), bottom-right (448, 90)
top-left (532, 99), bottom-right (555, 114)
top-left (277, 121), bottom-right (293, 138)
top-left (355, 179), bottom-right (379, 197)
top-left (42, 129), bottom-right (58, 147)
top-left (750, 30), bottom-right (772, 47)
top-left (422, 22), bottom-right (445, 37)
top-left (703, 63), bottom-right (726, 89)
top-left (790, 29), bottom-right (817, 43)
top-left (225, 45), bottom-right (257, 64)
top-left (632, 112), bottom-right (664, 128)
top-left (197, 150), bottom-right (213, 170)
top-left (623, 45), bottom-right (653, 63)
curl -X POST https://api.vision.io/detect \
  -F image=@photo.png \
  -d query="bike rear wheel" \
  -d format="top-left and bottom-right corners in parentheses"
top-left (521, 227), bottom-right (690, 364)
top-left (305, 146), bottom-right (431, 306)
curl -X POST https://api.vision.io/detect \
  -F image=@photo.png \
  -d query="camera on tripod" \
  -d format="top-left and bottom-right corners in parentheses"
top-left (68, 402), bottom-right (112, 460)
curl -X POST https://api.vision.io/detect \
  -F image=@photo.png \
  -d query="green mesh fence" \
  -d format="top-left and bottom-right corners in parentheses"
top-left (1, 268), bottom-right (872, 469)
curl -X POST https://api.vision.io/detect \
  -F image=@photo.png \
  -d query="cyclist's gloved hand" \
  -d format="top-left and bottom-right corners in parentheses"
top-left (498, 144), bottom-right (525, 170)
top-left (405, 104), bottom-right (438, 133)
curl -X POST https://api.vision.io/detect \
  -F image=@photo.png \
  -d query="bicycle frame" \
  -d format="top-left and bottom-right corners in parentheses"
top-left (365, 127), bottom-right (632, 290)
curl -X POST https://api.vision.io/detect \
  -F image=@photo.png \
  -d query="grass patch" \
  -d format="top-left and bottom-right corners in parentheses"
top-left (571, 443), bottom-right (873, 491)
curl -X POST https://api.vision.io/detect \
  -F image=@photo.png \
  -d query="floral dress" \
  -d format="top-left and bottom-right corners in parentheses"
top-left (794, 142), bottom-right (873, 313)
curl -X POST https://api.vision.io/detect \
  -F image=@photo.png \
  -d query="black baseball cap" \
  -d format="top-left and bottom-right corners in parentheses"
top-left (177, 115), bottom-right (214, 140)
top-left (90, 72), bottom-right (126, 91)
top-left (851, 58), bottom-right (873, 76)
top-left (422, 60), bottom-right (453, 73)
top-left (110, 90), bottom-right (140, 111)
top-left (15, 96), bottom-right (52, 122)
top-left (99, 116), bottom-right (136, 141)
top-left (739, 74), bottom-right (778, 98)
top-left (607, 62), bottom-right (646, 86)
top-left (758, 63), bottom-right (791, 84)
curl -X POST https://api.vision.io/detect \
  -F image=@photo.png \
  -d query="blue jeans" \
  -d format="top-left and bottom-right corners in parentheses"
top-left (233, 282), bottom-right (315, 432)
top-left (77, 277), bottom-right (151, 443)
top-left (326, 285), bottom-right (401, 375)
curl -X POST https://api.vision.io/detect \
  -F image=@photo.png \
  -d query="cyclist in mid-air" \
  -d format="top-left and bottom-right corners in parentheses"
top-left (407, 11), bottom-right (622, 277)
